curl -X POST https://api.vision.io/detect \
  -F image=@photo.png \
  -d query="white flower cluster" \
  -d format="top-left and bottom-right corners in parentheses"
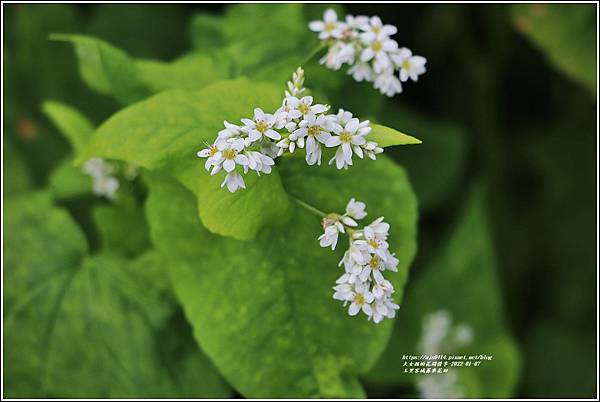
top-left (81, 157), bottom-right (119, 200)
top-left (319, 198), bottom-right (400, 323)
top-left (309, 9), bottom-right (427, 97)
top-left (197, 68), bottom-right (383, 193)
top-left (416, 310), bottom-right (474, 399)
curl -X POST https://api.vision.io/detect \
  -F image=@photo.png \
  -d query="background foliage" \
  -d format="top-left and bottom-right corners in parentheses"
top-left (3, 3), bottom-right (597, 398)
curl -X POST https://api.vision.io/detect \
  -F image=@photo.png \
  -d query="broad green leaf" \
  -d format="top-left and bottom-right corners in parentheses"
top-left (42, 100), bottom-right (94, 154)
top-left (365, 188), bottom-right (520, 398)
top-left (92, 194), bottom-right (151, 257)
top-left (79, 79), bottom-right (291, 241)
top-left (3, 193), bottom-right (230, 398)
top-left (48, 156), bottom-right (92, 200)
top-left (135, 53), bottom-right (228, 93)
top-left (51, 34), bottom-right (228, 105)
top-left (50, 33), bottom-right (150, 105)
top-left (145, 154), bottom-right (418, 398)
top-left (512, 4), bottom-right (596, 95)
top-left (369, 124), bottom-right (422, 147)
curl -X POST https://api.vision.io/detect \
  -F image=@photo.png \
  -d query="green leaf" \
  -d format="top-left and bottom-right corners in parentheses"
top-left (4, 193), bottom-right (230, 397)
top-left (50, 33), bottom-right (150, 105)
top-left (145, 154), bottom-right (418, 398)
top-left (79, 78), bottom-right (291, 241)
top-left (48, 156), bottom-right (92, 200)
top-left (512, 4), bottom-right (596, 95)
top-left (92, 194), bottom-right (151, 257)
top-left (42, 100), bottom-right (94, 154)
top-left (369, 124), bottom-right (422, 147)
top-left (3, 137), bottom-right (33, 197)
top-left (364, 187), bottom-right (520, 398)
top-left (51, 34), bottom-right (228, 105)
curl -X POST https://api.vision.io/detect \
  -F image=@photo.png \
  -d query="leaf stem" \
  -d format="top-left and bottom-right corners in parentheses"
top-left (289, 195), bottom-right (327, 218)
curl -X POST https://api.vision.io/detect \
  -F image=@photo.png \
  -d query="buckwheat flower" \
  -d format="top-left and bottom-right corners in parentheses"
top-left (359, 254), bottom-right (387, 282)
top-left (372, 279), bottom-right (395, 300)
top-left (345, 14), bottom-right (369, 33)
top-left (287, 96), bottom-right (328, 117)
top-left (241, 108), bottom-right (281, 142)
top-left (360, 16), bottom-right (398, 40)
top-left (295, 113), bottom-right (333, 165)
top-left (197, 142), bottom-right (223, 171)
top-left (339, 242), bottom-right (368, 273)
top-left (348, 282), bottom-right (374, 317)
top-left (318, 224), bottom-right (342, 250)
top-left (362, 140), bottom-right (384, 160)
top-left (285, 67), bottom-right (306, 98)
top-left (320, 41), bottom-right (355, 71)
top-left (346, 198), bottom-right (367, 220)
top-left (245, 151), bottom-right (275, 175)
top-left (360, 34), bottom-right (398, 73)
top-left (419, 310), bottom-right (452, 356)
top-left (82, 157), bottom-right (114, 179)
top-left (392, 47), bottom-right (427, 82)
top-left (221, 171), bottom-right (246, 193)
top-left (326, 118), bottom-right (367, 169)
top-left (217, 120), bottom-right (243, 141)
top-left (374, 71), bottom-right (403, 97)
top-left (309, 8), bottom-right (346, 40)
top-left (211, 139), bottom-right (247, 174)
top-left (333, 277), bottom-right (355, 302)
top-left (348, 62), bottom-right (375, 82)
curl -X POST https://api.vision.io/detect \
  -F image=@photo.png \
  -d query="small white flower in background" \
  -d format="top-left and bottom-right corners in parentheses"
top-left (318, 198), bottom-right (400, 323)
top-left (416, 310), bottom-right (474, 398)
top-left (308, 8), bottom-right (346, 40)
top-left (197, 68), bottom-right (383, 192)
top-left (81, 157), bottom-right (120, 200)
top-left (392, 47), bottom-right (427, 82)
top-left (309, 9), bottom-right (427, 96)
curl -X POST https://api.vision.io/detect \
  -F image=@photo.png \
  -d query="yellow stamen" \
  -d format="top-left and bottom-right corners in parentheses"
top-left (223, 149), bottom-right (237, 160)
top-left (256, 121), bottom-right (268, 133)
top-left (298, 103), bottom-right (310, 115)
top-left (209, 146), bottom-right (218, 157)
top-left (308, 125), bottom-right (320, 137)
top-left (369, 255), bottom-right (381, 269)
top-left (325, 22), bottom-right (336, 32)
top-left (402, 60), bottom-right (411, 71)
top-left (355, 293), bottom-right (365, 305)
top-left (339, 131), bottom-right (352, 143)
top-left (368, 239), bottom-right (379, 249)
top-left (372, 41), bottom-right (382, 52)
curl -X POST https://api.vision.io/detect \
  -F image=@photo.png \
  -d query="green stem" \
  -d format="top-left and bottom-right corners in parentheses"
top-left (289, 195), bottom-right (327, 218)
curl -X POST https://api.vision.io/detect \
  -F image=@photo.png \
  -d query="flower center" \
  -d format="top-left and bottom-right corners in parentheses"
top-left (369, 255), bottom-right (381, 269)
top-left (209, 146), bottom-right (218, 157)
top-left (298, 103), bottom-right (310, 115)
top-left (223, 149), bottom-right (237, 160)
top-left (371, 41), bottom-right (382, 52)
top-left (308, 125), bottom-right (320, 137)
top-left (373, 25), bottom-right (381, 34)
top-left (325, 22), bottom-right (336, 32)
top-left (256, 120), bottom-right (269, 133)
top-left (355, 293), bottom-right (365, 305)
top-left (402, 60), bottom-right (411, 70)
top-left (368, 239), bottom-right (380, 249)
top-left (339, 131), bottom-right (352, 143)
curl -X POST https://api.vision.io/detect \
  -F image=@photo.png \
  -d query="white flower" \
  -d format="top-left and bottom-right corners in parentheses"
top-left (345, 14), bottom-right (369, 32)
top-left (309, 8), bottom-right (346, 40)
top-left (217, 120), bottom-right (243, 141)
top-left (318, 224), bottom-right (342, 250)
top-left (209, 139), bottom-right (248, 175)
top-left (374, 71), bottom-right (403, 97)
top-left (294, 113), bottom-right (332, 165)
top-left (362, 140), bottom-right (384, 160)
top-left (360, 33), bottom-right (398, 73)
top-left (348, 282), bottom-right (374, 317)
top-left (319, 41), bottom-right (355, 70)
top-left (221, 171), bottom-right (246, 193)
top-left (325, 118), bottom-right (368, 169)
top-left (346, 198), bottom-right (367, 219)
top-left (285, 67), bottom-right (306, 98)
top-left (359, 16), bottom-right (398, 40)
top-left (241, 108), bottom-right (281, 142)
top-left (92, 175), bottom-right (119, 200)
top-left (372, 279), bottom-right (394, 300)
top-left (197, 142), bottom-right (223, 170)
top-left (287, 96), bottom-right (328, 117)
top-left (360, 254), bottom-right (387, 283)
top-left (82, 157), bottom-right (119, 200)
top-left (348, 62), bottom-right (375, 82)
top-left (392, 47), bottom-right (427, 82)
top-left (244, 151), bottom-right (275, 175)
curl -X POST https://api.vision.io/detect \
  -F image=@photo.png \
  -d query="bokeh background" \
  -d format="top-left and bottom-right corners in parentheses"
top-left (3, 3), bottom-right (597, 398)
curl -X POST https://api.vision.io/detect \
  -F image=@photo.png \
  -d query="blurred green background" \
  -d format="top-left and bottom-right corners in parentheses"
top-left (3, 3), bottom-right (597, 398)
